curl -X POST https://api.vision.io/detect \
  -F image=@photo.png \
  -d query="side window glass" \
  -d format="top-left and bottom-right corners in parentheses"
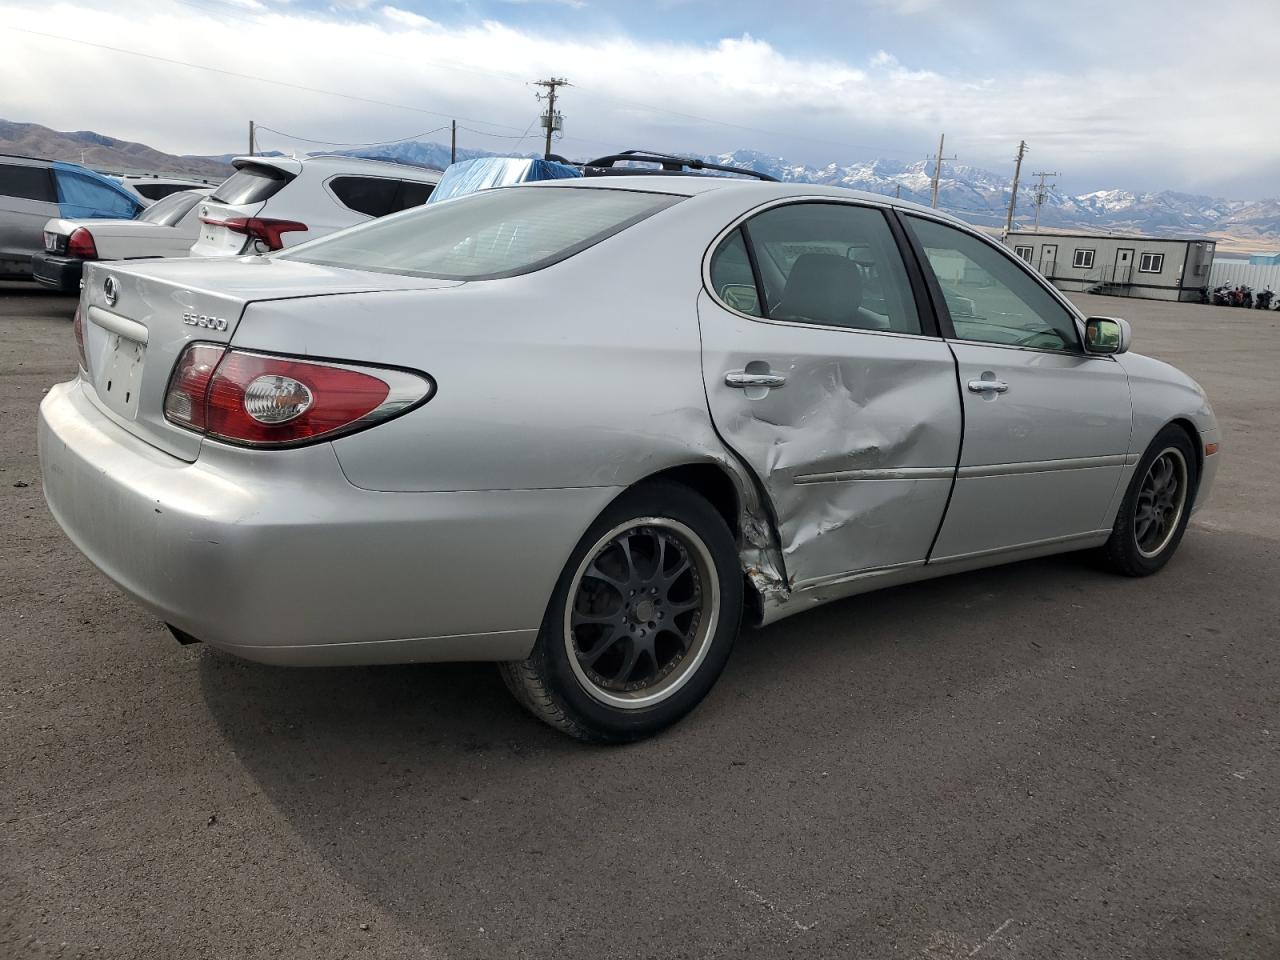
top-left (0, 163), bottom-right (56, 203)
top-left (392, 180), bottom-right (435, 212)
top-left (905, 216), bottom-right (1079, 351)
top-left (743, 203), bottom-right (921, 334)
top-left (708, 228), bottom-right (761, 316)
top-left (329, 177), bottom-right (400, 218)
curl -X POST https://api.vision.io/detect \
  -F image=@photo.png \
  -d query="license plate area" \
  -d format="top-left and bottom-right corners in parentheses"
top-left (96, 333), bottom-right (146, 420)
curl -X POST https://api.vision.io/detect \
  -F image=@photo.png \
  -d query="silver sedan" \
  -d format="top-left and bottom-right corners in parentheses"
top-left (38, 178), bottom-right (1221, 742)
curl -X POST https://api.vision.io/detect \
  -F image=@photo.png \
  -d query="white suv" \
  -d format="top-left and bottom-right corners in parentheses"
top-left (190, 155), bottom-right (441, 257)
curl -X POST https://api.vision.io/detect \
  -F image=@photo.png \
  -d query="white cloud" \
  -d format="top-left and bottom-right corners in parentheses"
top-left (2, 0), bottom-right (1277, 195)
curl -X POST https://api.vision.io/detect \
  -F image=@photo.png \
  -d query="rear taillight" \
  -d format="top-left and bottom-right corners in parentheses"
top-left (201, 216), bottom-right (307, 252)
top-left (66, 227), bottom-right (98, 259)
top-left (163, 343), bottom-right (227, 432)
top-left (72, 306), bottom-right (88, 371)
top-left (164, 345), bottom-right (432, 447)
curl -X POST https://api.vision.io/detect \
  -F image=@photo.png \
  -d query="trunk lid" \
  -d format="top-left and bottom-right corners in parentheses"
top-left (79, 258), bottom-right (461, 461)
top-left (190, 158), bottom-right (301, 257)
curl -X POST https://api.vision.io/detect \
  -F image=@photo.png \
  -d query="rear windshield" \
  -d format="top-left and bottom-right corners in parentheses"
top-left (210, 164), bottom-right (292, 206)
top-left (278, 186), bottom-right (683, 280)
top-left (140, 190), bottom-right (202, 226)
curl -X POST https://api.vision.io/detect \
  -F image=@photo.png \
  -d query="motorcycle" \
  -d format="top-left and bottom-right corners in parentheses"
top-left (1255, 287), bottom-right (1274, 310)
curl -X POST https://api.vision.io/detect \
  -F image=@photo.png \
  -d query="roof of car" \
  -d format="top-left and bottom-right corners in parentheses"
top-left (231, 153), bottom-right (442, 181)
top-left (525, 175), bottom-right (972, 225)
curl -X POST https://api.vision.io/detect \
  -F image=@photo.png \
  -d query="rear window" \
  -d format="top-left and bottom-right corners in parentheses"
top-left (329, 176), bottom-right (400, 218)
top-left (140, 190), bottom-right (202, 226)
top-left (210, 164), bottom-right (292, 206)
top-left (279, 186), bottom-right (682, 280)
top-left (135, 182), bottom-right (201, 201)
top-left (0, 162), bottom-right (56, 203)
top-left (393, 180), bottom-right (434, 211)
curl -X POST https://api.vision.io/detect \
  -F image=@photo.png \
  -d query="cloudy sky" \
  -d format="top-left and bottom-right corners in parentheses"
top-left (3, 0), bottom-right (1277, 197)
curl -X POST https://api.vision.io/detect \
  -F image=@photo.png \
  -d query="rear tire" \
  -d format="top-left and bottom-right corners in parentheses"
top-left (499, 481), bottom-right (743, 743)
top-left (1100, 425), bottom-right (1199, 576)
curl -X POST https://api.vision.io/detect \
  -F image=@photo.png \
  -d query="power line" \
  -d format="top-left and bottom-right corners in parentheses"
top-left (252, 124), bottom-right (452, 148)
top-left (4, 26), bottom-right (529, 135)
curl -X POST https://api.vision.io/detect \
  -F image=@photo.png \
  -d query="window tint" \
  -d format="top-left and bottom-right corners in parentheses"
top-left (140, 190), bottom-right (202, 226)
top-left (281, 186), bottom-right (681, 280)
top-left (0, 162), bottom-right (56, 203)
top-left (392, 179), bottom-right (434, 211)
top-left (210, 164), bottom-right (292, 205)
top-left (329, 176), bottom-right (401, 218)
top-left (738, 202), bottom-right (921, 334)
top-left (135, 182), bottom-right (201, 201)
top-left (708, 228), bottom-right (761, 316)
top-left (905, 216), bottom-right (1079, 351)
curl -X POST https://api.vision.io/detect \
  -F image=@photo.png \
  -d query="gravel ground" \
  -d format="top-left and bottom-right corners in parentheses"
top-left (2, 282), bottom-right (1277, 959)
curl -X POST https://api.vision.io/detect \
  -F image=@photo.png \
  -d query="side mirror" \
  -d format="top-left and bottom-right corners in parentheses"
top-left (1084, 316), bottom-right (1132, 355)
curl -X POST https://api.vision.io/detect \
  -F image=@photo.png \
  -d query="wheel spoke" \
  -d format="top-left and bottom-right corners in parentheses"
top-left (578, 628), bottom-right (625, 667)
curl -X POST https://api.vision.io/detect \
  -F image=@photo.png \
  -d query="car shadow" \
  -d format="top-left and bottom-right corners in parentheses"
top-left (194, 547), bottom-right (1154, 956)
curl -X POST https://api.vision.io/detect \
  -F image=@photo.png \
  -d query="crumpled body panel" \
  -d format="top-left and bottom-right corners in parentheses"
top-left (698, 291), bottom-right (962, 590)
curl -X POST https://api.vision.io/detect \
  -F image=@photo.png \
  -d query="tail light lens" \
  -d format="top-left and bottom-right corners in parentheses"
top-left (201, 217), bottom-right (307, 251)
top-left (72, 306), bottom-right (88, 371)
top-left (67, 227), bottom-right (98, 259)
top-left (163, 344), bottom-right (227, 431)
top-left (164, 345), bottom-right (432, 447)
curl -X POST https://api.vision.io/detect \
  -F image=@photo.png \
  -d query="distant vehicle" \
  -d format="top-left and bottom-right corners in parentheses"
top-left (190, 155), bottom-right (441, 257)
top-left (0, 155), bottom-right (143, 279)
top-left (112, 173), bottom-right (219, 206)
top-left (40, 178), bottom-right (1220, 742)
top-left (31, 187), bottom-right (214, 293)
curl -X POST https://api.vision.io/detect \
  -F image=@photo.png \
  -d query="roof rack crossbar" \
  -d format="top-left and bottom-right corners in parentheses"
top-left (582, 150), bottom-right (778, 182)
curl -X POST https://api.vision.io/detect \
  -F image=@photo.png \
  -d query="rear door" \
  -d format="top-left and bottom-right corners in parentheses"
top-left (192, 160), bottom-right (297, 256)
top-left (901, 214), bottom-right (1132, 561)
top-left (698, 199), bottom-right (961, 589)
top-left (0, 161), bottom-right (58, 274)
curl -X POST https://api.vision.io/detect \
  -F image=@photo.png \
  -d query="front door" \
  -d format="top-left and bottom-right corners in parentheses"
top-left (698, 200), bottom-right (962, 589)
top-left (1040, 243), bottom-right (1058, 277)
top-left (902, 215), bottom-right (1132, 561)
top-left (1114, 247), bottom-right (1134, 285)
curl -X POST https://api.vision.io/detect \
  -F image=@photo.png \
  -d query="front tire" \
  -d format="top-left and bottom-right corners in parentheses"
top-left (1100, 425), bottom-right (1199, 576)
top-left (500, 482), bottom-right (743, 743)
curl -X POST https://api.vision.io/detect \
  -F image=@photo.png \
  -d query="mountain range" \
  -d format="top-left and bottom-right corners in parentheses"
top-left (3, 120), bottom-right (1276, 248)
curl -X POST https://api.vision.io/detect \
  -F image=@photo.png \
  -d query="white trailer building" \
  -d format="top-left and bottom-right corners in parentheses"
top-left (1005, 230), bottom-right (1216, 302)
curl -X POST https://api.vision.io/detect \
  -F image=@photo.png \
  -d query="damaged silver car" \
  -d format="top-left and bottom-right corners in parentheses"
top-left (38, 178), bottom-right (1220, 742)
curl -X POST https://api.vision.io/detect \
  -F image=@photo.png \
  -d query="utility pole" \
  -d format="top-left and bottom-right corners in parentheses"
top-left (1005, 140), bottom-right (1028, 233)
top-left (248, 119), bottom-right (255, 156)
top-left (895, 183), bottom-right (901, 200)
top-left (928, 134), bottom-right (957, 208)
top-left (450, 120), bottom-right (457, 165)
top-left (929, 133), bottom-right (945, 208)
top-left (1031, 170), bottom-right (1058, 232)
top-left (533, 77), bottom-right (570, 159)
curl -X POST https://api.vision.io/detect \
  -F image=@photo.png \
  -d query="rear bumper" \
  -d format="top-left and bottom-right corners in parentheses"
top-left (38, 379), bottom-right (618, 665)
top-left (31, 254), bottom-right (86, 293)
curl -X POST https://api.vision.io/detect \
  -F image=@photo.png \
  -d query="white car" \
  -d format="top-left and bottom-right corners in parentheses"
top-left (31, 188), bottom-right (212, 293)
top-left (112, 174), bottom-right (219, 206)
top-left (190, 155), bottom-right (441, 257)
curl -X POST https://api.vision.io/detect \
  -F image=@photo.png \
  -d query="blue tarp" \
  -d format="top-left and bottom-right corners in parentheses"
top-left (427, 157), bottom-right (582, 204)
top-left (52, 161), bottom-right (144, 220)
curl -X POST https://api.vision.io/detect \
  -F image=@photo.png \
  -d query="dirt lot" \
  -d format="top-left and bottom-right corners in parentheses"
top-left (2, 283), bottom-right (1277, 959)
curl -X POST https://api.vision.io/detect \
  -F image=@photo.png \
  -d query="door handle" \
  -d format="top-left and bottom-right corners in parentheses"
top-left (726, 372), bottom-right (787, 389)
top-left (967, 378), bottom-right (1009, 394)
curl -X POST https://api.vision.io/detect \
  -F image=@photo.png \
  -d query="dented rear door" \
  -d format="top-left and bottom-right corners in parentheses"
top-left (697, 199), bottom-right (961, 590)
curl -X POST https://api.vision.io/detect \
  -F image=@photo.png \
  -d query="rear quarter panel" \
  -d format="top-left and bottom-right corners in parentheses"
top-left (231, 200), bottom-right (732, 493)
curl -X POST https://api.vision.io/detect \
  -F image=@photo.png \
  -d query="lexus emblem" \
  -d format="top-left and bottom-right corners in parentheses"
top-left (103, 276), bottom-right (118, 306)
